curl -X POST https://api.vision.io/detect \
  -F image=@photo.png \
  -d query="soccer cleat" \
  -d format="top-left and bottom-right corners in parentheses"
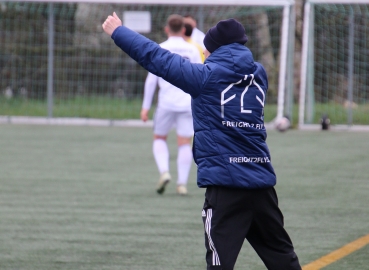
top-left (176, 185), bottom-right (188, 195)
top-left (156, 172), bottom-right (171, 194)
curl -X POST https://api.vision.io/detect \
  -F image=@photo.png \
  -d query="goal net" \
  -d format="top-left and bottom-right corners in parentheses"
top-left (299, 0), bottom-right (369, 129)
top-left (0, 0), bottom-right (294, 126)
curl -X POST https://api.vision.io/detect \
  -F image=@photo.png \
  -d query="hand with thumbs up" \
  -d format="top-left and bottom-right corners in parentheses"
top-left (102, 12), bottom-right (122, 36)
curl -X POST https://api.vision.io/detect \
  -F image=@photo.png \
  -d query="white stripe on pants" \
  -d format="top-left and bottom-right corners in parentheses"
top-left (203, 208), bottom-right (221, 266)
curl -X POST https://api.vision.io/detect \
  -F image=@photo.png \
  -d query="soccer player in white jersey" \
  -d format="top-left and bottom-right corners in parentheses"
top-left (140, 14), bottom-right (202, 195)
top-left (184, 15), bottom-right (206, 50)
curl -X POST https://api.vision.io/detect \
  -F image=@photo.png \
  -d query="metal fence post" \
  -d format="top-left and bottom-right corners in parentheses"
top-left (47, 2), bottom-right (54, 118)
top-left (347, 8), bottom-right (354, 126)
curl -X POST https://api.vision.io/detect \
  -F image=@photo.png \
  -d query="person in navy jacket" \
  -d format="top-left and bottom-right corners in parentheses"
top-left (103, 12), bottom-right (301, 270)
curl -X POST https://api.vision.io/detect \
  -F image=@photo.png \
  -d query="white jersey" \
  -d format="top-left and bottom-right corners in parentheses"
top-left (142, 36), bottom-right (202, 112)
top-left (191, 27), bottom-right (206, 50)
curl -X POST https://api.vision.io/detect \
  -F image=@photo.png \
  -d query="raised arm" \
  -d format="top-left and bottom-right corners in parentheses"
top-left (102, 12), bottom-right (207, 98)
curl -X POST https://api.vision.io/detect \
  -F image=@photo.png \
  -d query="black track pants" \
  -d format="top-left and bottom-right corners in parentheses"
top-left (201, 186), bottom-right (301, 270)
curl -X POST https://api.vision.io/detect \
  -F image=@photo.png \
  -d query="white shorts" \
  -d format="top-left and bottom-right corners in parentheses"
top-left (153, 108), bottom-right (194, 138)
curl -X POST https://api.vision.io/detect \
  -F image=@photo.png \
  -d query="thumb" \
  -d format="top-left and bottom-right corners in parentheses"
top-left (113, 12), bottom-right (119, 20)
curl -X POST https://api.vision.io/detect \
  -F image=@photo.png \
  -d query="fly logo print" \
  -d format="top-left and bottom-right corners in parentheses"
top-left (229, 156), bottom-right (270, 164)
top-left (220, 74), bottom-right (265, 118)
top-left (221, 121), bottom-right (264, 129)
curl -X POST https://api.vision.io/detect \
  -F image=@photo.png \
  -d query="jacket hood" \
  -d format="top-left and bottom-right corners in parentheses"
top-left (205, 43), bottom-right (256, 76)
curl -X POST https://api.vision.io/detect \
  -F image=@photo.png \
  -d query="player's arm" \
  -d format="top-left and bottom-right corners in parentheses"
top-left (102, 12), bottom-right (208, 99)
top-left (141, 72), bottom-right (158, 122)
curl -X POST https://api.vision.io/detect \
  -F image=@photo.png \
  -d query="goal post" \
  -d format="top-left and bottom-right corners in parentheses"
top-left (299, 0), bottom-right (369, 129)
top-left (0, 0), bottom-right (295, 127)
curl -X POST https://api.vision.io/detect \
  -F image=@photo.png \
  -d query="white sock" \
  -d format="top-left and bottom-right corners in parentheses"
top-left (153, 139), bottom-right (169, 174)
top-left (177, 144), bottom-right (193, 186)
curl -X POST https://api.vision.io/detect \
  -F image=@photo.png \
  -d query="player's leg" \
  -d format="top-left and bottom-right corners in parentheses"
top-left (152, 108), bottom-right (174, 194)
top-left (202, 187), bottom-right (253, 270)
top-left (153, 134), bottom-right (171, 194)
top-left (245, 187), bottom-right (301, 270)
top-left (175, 111), bottom-right (194, 195)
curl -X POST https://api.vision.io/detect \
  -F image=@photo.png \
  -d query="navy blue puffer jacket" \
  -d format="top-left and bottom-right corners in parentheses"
top-left (112, 26), bottom-right (276, 189)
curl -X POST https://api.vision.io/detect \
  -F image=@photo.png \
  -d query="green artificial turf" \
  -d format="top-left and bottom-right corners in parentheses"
top-left (0, 125), bottom-right (368, 269)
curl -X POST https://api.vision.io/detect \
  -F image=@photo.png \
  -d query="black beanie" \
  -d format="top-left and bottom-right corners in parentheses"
top-left (203, 18), bottom-right (248, 53)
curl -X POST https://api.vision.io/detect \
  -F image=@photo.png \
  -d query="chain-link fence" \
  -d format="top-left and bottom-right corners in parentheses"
top-left (0, 2), bottom-right (288, 121)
